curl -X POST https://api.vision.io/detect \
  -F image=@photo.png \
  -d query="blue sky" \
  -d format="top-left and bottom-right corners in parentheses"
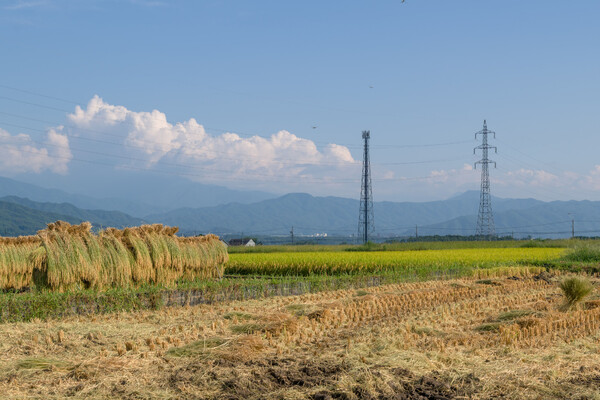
top-left (1, 0), bottom-right (599, 201)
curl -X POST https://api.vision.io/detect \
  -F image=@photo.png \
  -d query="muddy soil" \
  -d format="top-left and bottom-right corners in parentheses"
top-left (169, 356), bottom-right (480, 400)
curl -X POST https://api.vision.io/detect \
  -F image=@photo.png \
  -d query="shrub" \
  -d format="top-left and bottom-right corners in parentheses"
top-left (562, 244), bottom-right (600, 263)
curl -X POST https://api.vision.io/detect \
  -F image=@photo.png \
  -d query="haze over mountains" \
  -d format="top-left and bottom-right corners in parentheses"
top-left (0, 175), bottom-right (276, 217)
top-left (1, 176), bottom-right (599, 239)
top-left (147, 191), bottom-right (543, 236)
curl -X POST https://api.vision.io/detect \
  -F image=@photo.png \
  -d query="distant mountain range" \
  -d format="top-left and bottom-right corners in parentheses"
top-left (414, 199), bottom-right (600, 238)
top-left (0, 175), bottom-right (275, 217)
top-left (146, 191), bottom-right (549, 236)
top-left (148, 191), bottom-right (600, 238)
top-left (0, 176), bottom-right (158, 217)
top-left (0, 196), bottom-right (145, 236)
top-left (1, 175), bottom-right (599, 239)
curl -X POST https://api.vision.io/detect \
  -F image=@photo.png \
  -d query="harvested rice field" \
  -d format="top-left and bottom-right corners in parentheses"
top-left (2, 268), bottom-right (600, 399)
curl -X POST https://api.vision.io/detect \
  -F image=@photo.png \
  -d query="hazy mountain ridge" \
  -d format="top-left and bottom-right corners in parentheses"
top-left (0, 176), bottom-right (160, 217)
top-left (414, 199), bottom-right (600, 238)
top-left (0, 197), bottom-right (146, 236)
top-left (0, 201), bottom-right (84, 236)
top-left (0, 196), bottom-right (145, 229)
top-left (7, 173), bottom-right (276, 217)
top-left (2, 175), bottom-right (599, 239)
top-left (147, 191), bottom-right (549, 236)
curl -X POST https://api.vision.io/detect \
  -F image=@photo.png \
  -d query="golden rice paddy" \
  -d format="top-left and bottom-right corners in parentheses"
top-left (227, 247), bottom-right (564, 275)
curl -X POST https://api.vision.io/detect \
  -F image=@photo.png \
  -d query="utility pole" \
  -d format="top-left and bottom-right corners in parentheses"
top-left (568, 213), bottom-right (575, 238)
top-left (358, 130), bottom-right (374, 244)
top-left (474, 120), bottom-right (497, 240)
top-left (290, 226), bottom-right (294, 245)
top-left (415, 225), bottom-right (418, 239)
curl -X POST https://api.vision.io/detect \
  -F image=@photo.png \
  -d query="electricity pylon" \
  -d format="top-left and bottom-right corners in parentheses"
top-left (474, 120), bottom-right (497, 239)
top-left (358, 130), bottom-right (374, 244)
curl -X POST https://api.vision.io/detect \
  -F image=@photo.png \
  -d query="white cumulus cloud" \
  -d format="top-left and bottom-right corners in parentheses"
top-left (505, 169), bottom-right (560, 186)
top-left (0, 127), bottom-right (72, 174)
top-left (66, 95), bottom-right (356, 183)
top-left (426, 164), bottom-right (477, 184)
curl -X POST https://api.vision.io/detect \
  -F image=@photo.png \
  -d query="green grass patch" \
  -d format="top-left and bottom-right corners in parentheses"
top-left (474, 322), bottom-right (502, 332)
top-left (230, 323), bottom-right (265, 334)
top-left (476, 279), bottom-right (501, 286)
top-left (16, 357), bottom-right (72, 371)
top-left (412, 326), bottom-right (446, 337)
top-left (345, 241), bottom-right (387, 252)
top-left (228, 239), bottom-right (576, 254)
top-left (519, 240), bottom-right (569, 248)
top-left (166, 337), bottom-right (228, 357)
top-left (285, 304), bottom-right (310, 316)
top-left (496, 309), bottom-right (535, 321)
top-left (223, 311), bottom-right (255, 320)
top-left (0, 262), bottom-right (553, 324)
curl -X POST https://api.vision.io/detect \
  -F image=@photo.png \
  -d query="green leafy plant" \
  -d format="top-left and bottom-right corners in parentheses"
top-left (561, 244), bottom-right (600, 263)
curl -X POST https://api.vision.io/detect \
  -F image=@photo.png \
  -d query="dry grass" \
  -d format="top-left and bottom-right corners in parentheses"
top-left (2, 271), bottom-right (600, 399)
top-left (0, 221), bottom-right (228, 291)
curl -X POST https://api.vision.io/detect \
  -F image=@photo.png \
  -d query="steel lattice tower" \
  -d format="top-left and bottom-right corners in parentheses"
top-left (474, 120), bottom-right (497, 239)
top-left (358, 130), bottom-right (374, 244)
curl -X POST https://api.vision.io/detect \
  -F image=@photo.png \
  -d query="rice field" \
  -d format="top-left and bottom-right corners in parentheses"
top-left (1, 235), bottom-right (597, 398)
top-left (2, 268), bottom-right (600, 399)
top-left (227, 247), bottom-right (565, 275)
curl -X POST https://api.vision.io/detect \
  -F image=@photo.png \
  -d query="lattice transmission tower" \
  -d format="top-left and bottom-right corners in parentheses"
top-left (358, 130), bottom-right (374, 244)
top-left (474, 120), bottom-right (497, 239)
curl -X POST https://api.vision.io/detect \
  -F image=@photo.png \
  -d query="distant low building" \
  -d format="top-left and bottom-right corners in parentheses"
top-left (228, 238), bottom-right (256, 247)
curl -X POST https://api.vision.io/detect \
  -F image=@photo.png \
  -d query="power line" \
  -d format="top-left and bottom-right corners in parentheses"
top-left (0, 85), bottom-right (585, 205)
top-left (0, 144), bottom-right (360, 184)
top-left (0, 95), bottom-right (72, 113)
top-left (494, 165), bottom-right (569, 200)
top-left (496, 137), bottom-right (563, 177)
top-left (0, 119), bottom-right (361, 167)
top-left (0, 129), bottom-right (480, 186)
top-left (0, 84), bottom-right (83, 105)
top-left (1, 135), bottom-right (474, 185)
top-left (0, 90), bottom-right (481, 150)
top-left (0, 114), bottom-right (470, 167)
top-left (371, 140), bottom-right (472, 149)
